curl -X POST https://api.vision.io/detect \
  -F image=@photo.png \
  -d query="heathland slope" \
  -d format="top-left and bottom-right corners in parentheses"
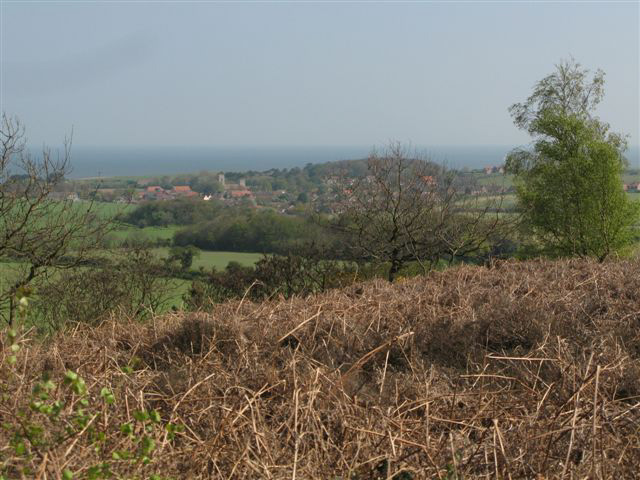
top-left (2, 259), bottom-right (640, 478)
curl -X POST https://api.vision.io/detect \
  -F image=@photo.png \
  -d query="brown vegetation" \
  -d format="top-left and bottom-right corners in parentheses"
top-left (2, 258), bottom-right (640, 478)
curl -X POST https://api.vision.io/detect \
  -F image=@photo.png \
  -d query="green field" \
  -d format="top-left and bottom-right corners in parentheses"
top-left (627, 192), bottom-right (640, 202)
top-left (475, 173), bottom-right (515, 188)
top-left (151, 248), bottom-right (262, 271)
top-left (92, 202), bottom-right (134, 218)
top-left (65, 201), bottom-right (134, 219)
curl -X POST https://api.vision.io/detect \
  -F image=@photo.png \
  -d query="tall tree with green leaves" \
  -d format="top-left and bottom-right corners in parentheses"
top-left (506, 59), bottom-right (639, 261)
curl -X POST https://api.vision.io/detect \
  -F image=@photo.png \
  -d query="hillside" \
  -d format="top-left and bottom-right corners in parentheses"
top-left (2, 259), bottom-right (640, 478)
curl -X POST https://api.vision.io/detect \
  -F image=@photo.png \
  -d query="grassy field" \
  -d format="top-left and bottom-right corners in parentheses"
top-left (477, 171), bottom-right (640, 190)
top-left (151, 248), bottom-right (262, 271)
top-left (65, 200), bottom-right (134, 219)
top-left (0, 247), bottom-right (262, 317)
top-left (474, 172), bottom-right (515, 188)
top-left (627, 191), bottom-right (640, 201)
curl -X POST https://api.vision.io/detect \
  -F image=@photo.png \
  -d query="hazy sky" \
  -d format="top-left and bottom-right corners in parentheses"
top-left (1, 1), bottom-right (638, 148)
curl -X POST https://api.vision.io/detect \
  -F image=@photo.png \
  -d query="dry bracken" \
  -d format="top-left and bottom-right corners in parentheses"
top-left (2, 258), bottom-right (640, 479)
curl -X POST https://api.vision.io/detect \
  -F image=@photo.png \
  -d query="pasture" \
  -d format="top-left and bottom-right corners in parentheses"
top-left (151, 248), bottom-right (262, 271)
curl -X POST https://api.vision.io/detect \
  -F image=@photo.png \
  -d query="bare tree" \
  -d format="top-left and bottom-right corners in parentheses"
top-left (0, 115), bottom-right (114, 325)
top-left (334, 142), bottom-right (509, 282)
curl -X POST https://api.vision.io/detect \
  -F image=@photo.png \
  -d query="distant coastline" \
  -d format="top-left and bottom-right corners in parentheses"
top-left (55, 145), bottom-right (640, 179)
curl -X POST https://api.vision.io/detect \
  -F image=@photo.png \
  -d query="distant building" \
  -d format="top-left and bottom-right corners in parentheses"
top-left (483, 166), bottom-right (505, 175)
top-left (217, 173), bottom-right (225, 185)
top-left (146, 186), bottom-right (164, 193)
top-left (239, 178), bottom-right (246, 187)
top-left (230, 189), bottom-right (253, 198)
top-left (421, 175), bottom-right (436, 186)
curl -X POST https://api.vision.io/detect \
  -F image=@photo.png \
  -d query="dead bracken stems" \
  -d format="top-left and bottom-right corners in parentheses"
top-left (1, 258), bottom-right (640, 478)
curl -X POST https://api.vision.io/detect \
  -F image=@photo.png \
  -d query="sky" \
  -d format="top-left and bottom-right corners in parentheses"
top-left (0, 1), bottom-right (638, 149)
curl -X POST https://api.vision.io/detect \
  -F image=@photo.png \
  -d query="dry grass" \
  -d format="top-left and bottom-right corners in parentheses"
top-left (2, 258), bottom-right (640, 479)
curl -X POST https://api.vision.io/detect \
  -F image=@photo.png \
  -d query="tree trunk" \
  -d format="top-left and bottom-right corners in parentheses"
top-left (388, 256), bottom-right (401, 282)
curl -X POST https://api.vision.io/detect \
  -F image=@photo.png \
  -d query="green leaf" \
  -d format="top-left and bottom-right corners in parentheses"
top-left (100, 387), bottom-right (115, 405)
top-left (120, 422), bottom-right (133, 435)
top-left (133, 410), bottom-right (149, 422)
top-left (150, 410), bottom-right (161, 423)
top-left (42, 380), bottom-right (56, 391)
top-left (141, 436), bottom-right (156, 455)
top-left (62, 469), bottom-right (74, 480)
top-left (14, 441), bottom-right (25, 455)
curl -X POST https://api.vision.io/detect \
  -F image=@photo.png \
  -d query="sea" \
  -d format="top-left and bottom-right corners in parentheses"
top-left (64, 145), bottom-right (640, 179)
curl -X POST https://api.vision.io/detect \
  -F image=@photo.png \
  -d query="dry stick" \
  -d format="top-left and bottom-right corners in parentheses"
top-left (292, 387), bottom-right (300, 480)
top-left (379, 350), bottom-right (390, 398)
top-left (450, 432), bottom-right (459, 479)
top-left (493, 419), bottom-right (512, 480)
top-left (562, 355), bottom-right (593, 479)
top-left (234, 279), bottom-right (261, 317)
top-left (276, 306), bottom-right (323, 344)
top-left (338, 332), bottom-right (414, 389)
top-left (170, 371), bottom-right (217, 415)
top-left (35, 451), bottom-right (48, 480)
top-left (562, 389), bottom-right (581, 479)
top-left (486, 354), bottom-right (555, 362)
top-left (62, 413), bottom-right (99, 459)
top-left (493, 426), bottom-right (500, 480)
top-left (591, 365), bottom-right (600, 477)
top-left (347, 424), bottom-right (443, 476)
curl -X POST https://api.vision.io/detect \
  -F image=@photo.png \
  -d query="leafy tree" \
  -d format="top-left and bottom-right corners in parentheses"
top-left (506, 59), bottom-right (639, 261)
top-left (167, 245), bottom-right (199, 270)
top-left (189, 172), bottom-right (223, 195)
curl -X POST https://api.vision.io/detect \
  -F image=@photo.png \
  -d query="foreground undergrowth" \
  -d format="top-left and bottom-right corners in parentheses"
top-left (2, 258), bottom-right (640, 478)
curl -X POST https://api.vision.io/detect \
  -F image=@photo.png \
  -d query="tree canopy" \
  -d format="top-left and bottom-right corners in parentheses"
top-left (506, 59), bottom-right (639, 261)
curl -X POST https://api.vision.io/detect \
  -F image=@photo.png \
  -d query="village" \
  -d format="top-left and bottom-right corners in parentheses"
top-left (47, 162), bottom-right (640, 217)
